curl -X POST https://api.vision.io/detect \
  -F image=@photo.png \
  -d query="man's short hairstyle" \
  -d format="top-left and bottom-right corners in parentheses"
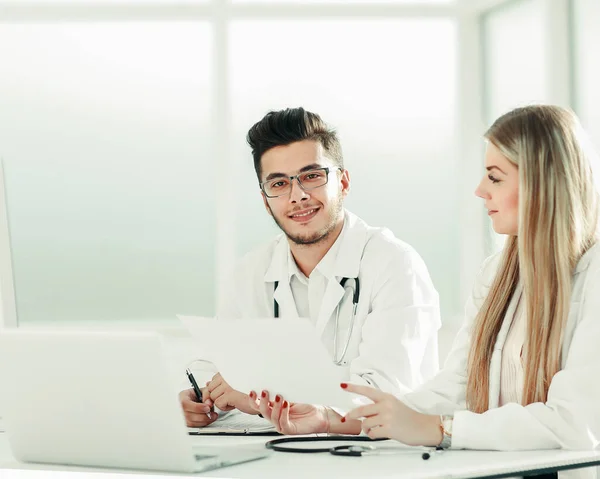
top-left (247, 107), bottom-right (344, 180)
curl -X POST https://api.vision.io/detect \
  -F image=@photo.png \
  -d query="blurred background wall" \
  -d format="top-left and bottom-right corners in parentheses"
top-left (0, 0), bottom-right (597, 337)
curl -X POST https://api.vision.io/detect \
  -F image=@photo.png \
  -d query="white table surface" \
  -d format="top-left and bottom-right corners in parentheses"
top-left (1, 432), bottom-right (600, 479)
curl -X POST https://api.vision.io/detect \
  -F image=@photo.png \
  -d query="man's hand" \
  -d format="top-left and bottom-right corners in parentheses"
top-left (206, 373), bottom-right (258, 415)
top-left (179, 388), bottom-right (218, 428)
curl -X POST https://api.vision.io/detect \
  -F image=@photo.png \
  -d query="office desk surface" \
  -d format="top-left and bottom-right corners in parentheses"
top-left (1, 432), bottom-right (600, 479)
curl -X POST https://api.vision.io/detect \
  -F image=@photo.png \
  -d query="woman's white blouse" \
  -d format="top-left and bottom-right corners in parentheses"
top-left (403, 242), bottom-right (600, 457)
top-left (499, 293), bottom-right (526, 407)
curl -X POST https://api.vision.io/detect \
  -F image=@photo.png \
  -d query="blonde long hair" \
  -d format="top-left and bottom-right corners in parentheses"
top-left (466, 105), bottom-right (600, 413)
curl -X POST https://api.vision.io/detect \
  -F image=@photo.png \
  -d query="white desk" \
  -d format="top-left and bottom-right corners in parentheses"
top-left (1, 432), bottom-right (600, 479)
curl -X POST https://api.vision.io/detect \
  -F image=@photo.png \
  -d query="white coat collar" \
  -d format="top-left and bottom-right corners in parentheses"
top-left (263, 210), bottom-right (369, 332)
top-left (574, 241), bottom-right (600, 273)
top-left (285, 217), bottom-right (346, 284)
top-left (263, 210), bottom-right (368, 283)
top-left (286, 247), bottom-right (308, 284)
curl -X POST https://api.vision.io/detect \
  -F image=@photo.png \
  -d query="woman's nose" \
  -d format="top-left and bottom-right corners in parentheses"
top-left (474, 179), bottom-right (489, 199)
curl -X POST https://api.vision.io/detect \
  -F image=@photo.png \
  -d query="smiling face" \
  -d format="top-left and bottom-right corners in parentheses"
top-left (260, 139), bottom-right (350, 245)
top-left (475, 141), bottom-right (520, 236)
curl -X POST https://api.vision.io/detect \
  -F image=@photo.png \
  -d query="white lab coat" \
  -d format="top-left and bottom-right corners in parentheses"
top-left (404, 242), bottom-right (600, 478)
top-left (218, 210), bottom-right (441, 396)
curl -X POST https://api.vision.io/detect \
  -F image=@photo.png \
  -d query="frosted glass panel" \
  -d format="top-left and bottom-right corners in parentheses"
top-left (573, 0), bottom-right (600, 150)
top-left (230, 19), bottom-right (459, 319)
top-left (482, 0), bottom-right (546, 254)
top-left (7, 0), bottom-right (207, 2)
top-left (234, 0), bottom-right (452, 3)
top-left (483, 0), bottom-right (547, 122)
top-left (0, 22), bottom-right (214, 323)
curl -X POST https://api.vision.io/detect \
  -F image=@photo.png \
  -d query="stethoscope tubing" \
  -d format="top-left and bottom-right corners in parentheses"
top-left (273, 277), bottom-right (360, 365)
top-left (265, 437), bottom-right (441, 459)
top-left (264, 435), bottom-right (385, 454)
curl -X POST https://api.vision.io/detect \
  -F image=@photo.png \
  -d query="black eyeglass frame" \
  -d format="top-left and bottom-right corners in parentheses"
top-left (259, 166), bottom-right (342, 198)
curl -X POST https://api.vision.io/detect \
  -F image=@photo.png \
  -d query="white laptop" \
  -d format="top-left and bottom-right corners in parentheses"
top-left (0, 329), bottom-right (270, 473)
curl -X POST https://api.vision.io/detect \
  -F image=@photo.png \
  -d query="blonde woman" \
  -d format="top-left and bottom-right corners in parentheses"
top-left (339, 105), bottom-right (600, 458)
top-left (250, 106), bottom-right (600, 466)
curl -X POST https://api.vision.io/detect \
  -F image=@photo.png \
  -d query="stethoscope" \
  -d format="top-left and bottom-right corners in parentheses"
top-left (265, 436), bottom-right (442, 460)
top-left (273, 276), bottom-right (360, 365)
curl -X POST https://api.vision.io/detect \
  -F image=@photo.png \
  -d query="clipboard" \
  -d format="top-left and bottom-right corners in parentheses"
top-left (188, 428), bottom-right (282, 436)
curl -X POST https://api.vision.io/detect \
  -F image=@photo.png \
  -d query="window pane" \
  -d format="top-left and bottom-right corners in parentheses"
top-left (230, 19), bottom-right (459, 320)
top-left (4, 0), bottom-right (207, 3)
top-left (482, 0), bottom-right (547, 123)
top-left (573, 0), bottom-right (600, 150)
top-left (233, 0), bottom-right (452, 3)
top-left (0, 22), bottom-right (214, 324)
top-left (482, 0), bottom-right (546, 253)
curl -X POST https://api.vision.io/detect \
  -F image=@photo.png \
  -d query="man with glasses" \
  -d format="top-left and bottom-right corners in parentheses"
top-left (180, 107), bottom-right (441, 431)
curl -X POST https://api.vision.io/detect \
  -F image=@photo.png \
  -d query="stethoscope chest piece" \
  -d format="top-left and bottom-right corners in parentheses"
top-left (329, 444), bottom-right (377, 457)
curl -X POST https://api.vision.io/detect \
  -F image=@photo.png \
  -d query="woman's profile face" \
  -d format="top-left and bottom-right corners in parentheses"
top-left (475, 142), bottom-right (519, 236)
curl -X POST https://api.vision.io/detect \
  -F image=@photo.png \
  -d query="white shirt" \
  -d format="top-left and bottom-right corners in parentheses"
top-left (288, 222), bottom-right (345, 323)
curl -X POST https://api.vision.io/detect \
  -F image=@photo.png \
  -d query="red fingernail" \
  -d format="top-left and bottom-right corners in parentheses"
top-left (341, 417), bottom-right (346, 423)
top-left (249, 391), bottom-right (254, 398)
top-left (340, 383), bottom-right (348, 389)
top-left (275, 395), bottom-right (281, 403)
top-left (261, 391), bottom-right (266, 398)
top-left (283, 401), bottom-right (288, 408)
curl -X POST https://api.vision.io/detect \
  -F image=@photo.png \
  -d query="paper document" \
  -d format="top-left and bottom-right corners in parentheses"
top-left (178, 316), bottom-right (362, 410)
top-left (188, 410), bottom-right (277, 434)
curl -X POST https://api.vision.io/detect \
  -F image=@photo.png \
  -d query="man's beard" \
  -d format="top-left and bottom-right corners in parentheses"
top-left (268, 195), bottom-right (344, 246)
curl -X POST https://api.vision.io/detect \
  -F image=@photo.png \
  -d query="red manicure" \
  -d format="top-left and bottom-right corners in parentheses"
top-left (283, 401), bottom-right (288, 408)
top-left (249, 391), bottom-right (255, 398)
top-left (340, 383), bottom-right (348, 389)
top-left (341, 417), bottom-right (346, 423)
top-left (261, 391), bottom-right (266, 398)
top-left (275, 395), bottom-right (281, 403)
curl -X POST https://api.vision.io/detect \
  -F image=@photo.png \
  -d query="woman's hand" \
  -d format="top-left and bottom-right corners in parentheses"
top-left (246, 390), bottom-right (330, 435)
top-left (341, 383), bottom-right (442, 446)
top-left (206, 373), bottom-right (259, 415)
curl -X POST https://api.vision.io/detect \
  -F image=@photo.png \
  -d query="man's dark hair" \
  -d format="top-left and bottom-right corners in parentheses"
top-left (246, 107), bottom-right (343, 180)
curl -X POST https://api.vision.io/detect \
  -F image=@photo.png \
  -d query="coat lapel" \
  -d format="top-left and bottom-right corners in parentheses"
top-left (264, 235), bottom-right (300, 319)
top-left (315, 279), bottom-right (346, 336)
top-left (273, 280), bottom-right (300, 319)
top-left (314, 211), bottom-right (368, 337)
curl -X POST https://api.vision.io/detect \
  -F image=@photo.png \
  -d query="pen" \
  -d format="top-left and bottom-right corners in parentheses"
top-left (422, 446), bottom-right (445, 460)
top-left (186, 368), bottom-right (211, 419)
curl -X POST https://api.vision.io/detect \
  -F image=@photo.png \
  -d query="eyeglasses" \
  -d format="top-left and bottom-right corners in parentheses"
top-left (260, 167), bottom-right (342, 198)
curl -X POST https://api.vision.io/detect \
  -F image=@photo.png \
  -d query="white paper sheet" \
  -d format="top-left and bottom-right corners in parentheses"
top-left (187, 410), bottom-right (277, 434)
top-left (177, 315), bottom-right (361, 410)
